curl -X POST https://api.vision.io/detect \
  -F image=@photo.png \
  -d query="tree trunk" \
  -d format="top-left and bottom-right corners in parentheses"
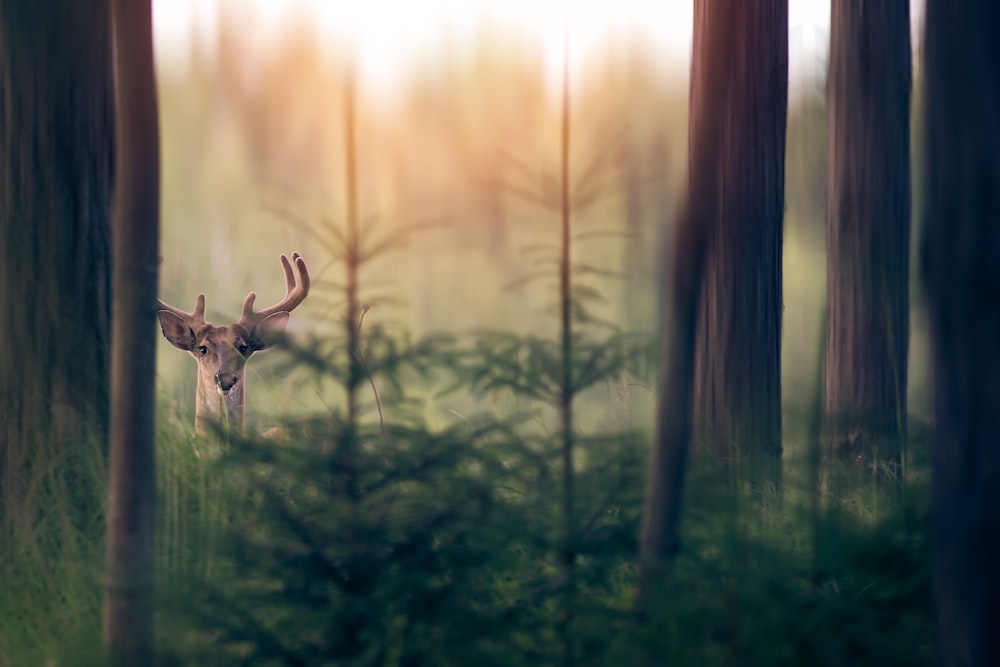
top-left (0, 0), bottom-right (114, 526)
top-left (102, 0), bottom-right (160, 663)
top-left (824, 1), bottom-right (911, 474)
top-left (638, 0), bottom-right (735, 597)
top-left (692, 0), bottom-right (788, 491)
top-left (922, 2), bottom-right (1000, 664)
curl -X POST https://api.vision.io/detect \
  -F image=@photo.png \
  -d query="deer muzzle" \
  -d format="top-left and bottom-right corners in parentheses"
top-left (215, 371), bottom-right (239, 394)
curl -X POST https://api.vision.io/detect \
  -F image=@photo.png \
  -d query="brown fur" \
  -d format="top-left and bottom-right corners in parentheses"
top-left (157, 253), bottom-right (309, 434)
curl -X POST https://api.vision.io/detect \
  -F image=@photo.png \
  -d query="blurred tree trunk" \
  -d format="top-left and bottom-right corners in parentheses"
top-left (692, 0), bottom-right (788, 491)
top-left (824, 1), bottom-right (911, 474)
top-left (922, 1), bottom-right (1000, 664)
top-left (638, 0), bottom-right (735, 595)
top-left (102, 0), bottom-right (160, 663)
top-left (0, 1), bottom-right (114, 526)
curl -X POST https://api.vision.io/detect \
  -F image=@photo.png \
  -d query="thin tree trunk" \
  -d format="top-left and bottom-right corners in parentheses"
top-left (691, 0), bottom-right (788, 492)
top-left (922, 2), bottom-right (1000, 664)
top-left (343, 65), bottom-right (361, 431)
top-left (637, 0), bottom-right (735, 597)
top-left (103, 0), bottom-right (160, 663)
top-left (824, 1), bottom-right (911, 474)
top-left (0, 0), bottom-right (114, 527)
top-left (338, 61), bottom-right (366, 659)
top-left (557, 38), bottom-right (576, 667)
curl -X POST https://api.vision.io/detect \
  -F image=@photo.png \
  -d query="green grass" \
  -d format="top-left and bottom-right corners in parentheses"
top-left (0, 440), bottom-right (105, 667)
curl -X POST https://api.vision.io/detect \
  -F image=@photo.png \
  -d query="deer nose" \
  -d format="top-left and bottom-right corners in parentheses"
top-left (215, 372), bottom-right (238, 392)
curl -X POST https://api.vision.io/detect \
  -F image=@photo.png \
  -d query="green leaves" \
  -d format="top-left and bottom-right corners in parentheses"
top-left (463, 330), bottom-right (655, 404)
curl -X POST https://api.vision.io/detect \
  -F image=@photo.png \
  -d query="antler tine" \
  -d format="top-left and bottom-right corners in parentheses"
top-left (157, 293), bottom-right (206, 325)
top-left (239, 253), bottom-right (310, 324)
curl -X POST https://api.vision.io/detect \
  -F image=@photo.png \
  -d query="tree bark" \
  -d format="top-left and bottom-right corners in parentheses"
top-left (638, 0), bottom-right (735, 597)
top-left (103, 0), bottom-right (160, 663)
top-left (691, 0), bottom-right (788, 491)
top-left (0, 0), bottom-right (114, 526)
top-left (922, 2), bottom-right (1000, 664)
top-left (824, 1), bottom-right (911, 472)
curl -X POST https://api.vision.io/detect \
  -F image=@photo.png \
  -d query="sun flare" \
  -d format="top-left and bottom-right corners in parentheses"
top-left (153, 0), bottom-right (857, 100)
top-left (154, 0), bottom-right (700, 92)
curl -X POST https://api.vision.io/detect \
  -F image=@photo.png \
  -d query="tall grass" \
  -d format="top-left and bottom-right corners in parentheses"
top-left (0, 437), bottom-right (106, 666)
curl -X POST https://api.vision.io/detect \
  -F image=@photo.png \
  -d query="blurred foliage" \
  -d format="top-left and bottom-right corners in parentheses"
top-left (159, 408), bottom-right (646, 665)
top-left (155, 280), bottom-right (651, 665)
top-left (152, 316), bottom-right (930, 665)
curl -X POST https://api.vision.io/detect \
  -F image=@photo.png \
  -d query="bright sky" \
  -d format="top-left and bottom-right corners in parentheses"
top-left (152, 1), bottom-right (919, 97)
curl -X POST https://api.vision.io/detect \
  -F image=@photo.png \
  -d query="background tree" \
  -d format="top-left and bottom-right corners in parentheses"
top-left (0, 0), bottom-right (114, 526)
top-left (691, 0), bottom-right (788, 489)
top-left (824, 1), bottom-right (911, 471)
top-left (922, 1), bottom-right (1000, 664)
top-left (103, 0), bottom-right (160, 663)
top-left (639, 0), bottom-right (735, 594)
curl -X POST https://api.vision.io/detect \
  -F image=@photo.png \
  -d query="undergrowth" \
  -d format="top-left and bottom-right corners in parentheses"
top-left (0, 395), bottom-right (934, 666)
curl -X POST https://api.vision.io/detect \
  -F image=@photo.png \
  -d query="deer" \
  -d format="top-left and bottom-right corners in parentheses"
top-left (157, 252), bottom-right (310, 435)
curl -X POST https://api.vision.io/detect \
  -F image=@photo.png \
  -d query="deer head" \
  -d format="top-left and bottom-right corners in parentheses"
top-left (157, 253), bottom-right (310, 434)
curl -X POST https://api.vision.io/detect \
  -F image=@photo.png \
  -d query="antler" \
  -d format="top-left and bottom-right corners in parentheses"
top-left (157, 293), bottom-right (207, 328)
top-left (238, 253), bottom-right (310, 327)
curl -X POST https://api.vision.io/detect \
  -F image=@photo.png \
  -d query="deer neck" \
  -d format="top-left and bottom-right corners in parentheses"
top-left (194, 376), bottom-right (245, 435)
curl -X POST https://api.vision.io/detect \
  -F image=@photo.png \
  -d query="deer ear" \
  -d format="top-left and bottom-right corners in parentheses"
top-left (157, 311), bottom-right (196, 351)
top-left (249, 311), bottom-right (290, 350)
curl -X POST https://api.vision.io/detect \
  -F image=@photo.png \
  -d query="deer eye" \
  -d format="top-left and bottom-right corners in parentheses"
top-left (198, 345), bottom-right (208, 356)
top-left (237, 343), bottom-right (249, 355)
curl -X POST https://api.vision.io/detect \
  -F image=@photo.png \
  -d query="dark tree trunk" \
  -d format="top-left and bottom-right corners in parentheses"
top-left (0, 1), bottom-right (114, 525)
top-left (638, 0), bottom-right (735, 597)
top-left (922, 1), bottom-right (1000, 664)
top-left (824, 1), bottom-right (911, 473)
top-left (692, 0), bottom-right (788, 490)
top-left (103, 0), bottom-right (160, 662)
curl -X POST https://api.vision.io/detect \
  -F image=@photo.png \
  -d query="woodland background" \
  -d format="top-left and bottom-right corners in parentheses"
top-left (3, 1), bottom-right (994, 665)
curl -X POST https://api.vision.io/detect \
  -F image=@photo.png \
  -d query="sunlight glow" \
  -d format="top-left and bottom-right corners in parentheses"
top-left (151, 0), bottom-right (918, 99)
top-left (155, 0), bottom-right (695, 93)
